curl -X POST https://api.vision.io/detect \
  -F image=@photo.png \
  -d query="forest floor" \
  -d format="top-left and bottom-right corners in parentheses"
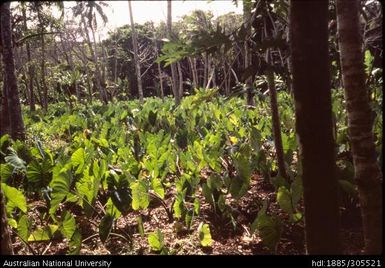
top-left (11, 174), bottom-right (364, 255)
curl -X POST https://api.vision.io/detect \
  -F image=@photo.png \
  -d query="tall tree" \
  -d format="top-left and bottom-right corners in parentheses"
top-left (243, 0), bottom-right (254, 106)
top-left (128, 1), bottom-right (144, 103)
top-left (21, 3), bottom-right (35, 112)
top-left (1, 2), bottom-right (25, 141)
top-left (290, 0), bottom-right (341, 254)
top-left (167, 0), bottom-right (180, 105)
top-left (0, 189), bottom-right (13, 255)
top-left (336, 0), bottom-right (382, 254)
top-left (73, 1), bottom-right (109, 104)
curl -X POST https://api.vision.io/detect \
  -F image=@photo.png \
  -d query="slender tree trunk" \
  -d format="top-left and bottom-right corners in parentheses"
top-left (154, 39), bottom-right (164, 99)
top-left (0, 68), bottom-right (11, 137)
top-left (177, 61), bottom-right (183, 97)
top-left (128, 1), bottom-right (144, 103)
top-left (90, 25), bottom-right (108, 104)
top-left (290, 0), bottom-right (341, 254)
top-left (167, 0), bottom-right (180, 105)
top-left (266, 61), bottom-right (287, 181)
top-left (0, 189), bottom-right (13, 255)
top-left (22, 4), bottom-right (35, 112)
top-left (1, 2), bottom-right (25, 141)
top-left (243, 0), bottom-right (254, 105)
top-left (336, 0), bottom-right (382, 254)
top-left (36, 11), bottom-right (48, 111)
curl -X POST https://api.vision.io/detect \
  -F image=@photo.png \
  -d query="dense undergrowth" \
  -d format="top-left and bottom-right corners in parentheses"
top-left (0, 87), bottom-right (382, 254)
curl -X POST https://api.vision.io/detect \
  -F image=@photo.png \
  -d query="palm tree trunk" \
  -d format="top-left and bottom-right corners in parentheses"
top-left (290, 0), bottom-right (341, 254)
top-left (177, 61), bottom-right (183, 97)
top-left (167, 0), bottom-right (180, 105)
top-left (1, 2), bottom-right (25, 141)
top-left (128, 1), bottom-right (144, 103)
top-left (336, 0), bottom-right (382, 254)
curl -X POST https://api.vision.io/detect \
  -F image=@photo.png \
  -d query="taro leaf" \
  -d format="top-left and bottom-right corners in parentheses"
top-left (251, 201), bottom-right (282, 252)
top-left (1, 183), bottom-right (27, 213)
top-left (198, 223), bottom-right (212, 247)
top-left (99, 213), bottom-right (114, 243)
top-left (61, 211), bottom-right (76, 240)
top-left (202, 183), bottom-right (215, 206)
top-left (229, 175), bottom-right (250, 199)
top-left (26, 158), bottom-right (53, 189)
top-left (291, 176), bottom-right (303, 208)
top-left (148, 229), bottom-right (164, 252)
top-left (8, 218), bottom-right (17, 228)
top-left (173, 192), bottom-right (186, 219)
top-left (1, 163), bottom-right (13, 181)
top-left (151, 178), bottom-right (165, 199)
top-left (111, 187), bottom-right (131, 215)
top-left (49, 167), bottom-right (72, 215)
top-left (185, 209), bottom-right (194, 229)
top-left (131, 180), bottom-right (149, 210)
top-left (68, 229), bottom-right (82, 255)
top-left (277, 186), bottom-right (293, 215)
top-left (217, 194), bottom-right (226, 213)
top-left (71, 148), bottom-right (85, 174)
top-left (28, 225), bottom-right (58, 242)
top-left (106, 198), bottom-right (121, 219)
top-left (17, 215), bottom-right (30, 242)
top-left (5, 148), bottom-right (26, 170)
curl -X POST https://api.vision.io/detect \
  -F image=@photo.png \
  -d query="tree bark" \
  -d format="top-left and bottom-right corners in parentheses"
top-left (167, 0), bottom-right (180, 105)
top-left (336, 0), bottom-right (383, 254)
top-left (243, 0), bottom-right (254, 106)
top-left (128, 1), bottom-right (144, 103)
top-left (266, 63), bottom-right (287, 181)
top-left (290, 0), bottom-right (341, 254)
top-left (0, 189), bottom-right (13, 255)
top-left (22, 4), bottom-right (35, 112)
top-left (1, 2), bottom-right (25, 141)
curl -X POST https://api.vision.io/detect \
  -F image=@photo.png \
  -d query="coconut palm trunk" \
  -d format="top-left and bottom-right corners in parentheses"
top-left (336, 0), bottom-right (383, 254)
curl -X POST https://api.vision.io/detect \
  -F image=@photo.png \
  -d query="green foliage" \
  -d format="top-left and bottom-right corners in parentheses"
top-left (148, 229), bottom-right (165, 252)
top-left (198, 223), bottom-right (212, 247)
top-left (99, 213), bottom-right (114, 243)
top-left (2, 183), bottom-right (27, 213)
top-left (251, 201), bottom-right (282, 252)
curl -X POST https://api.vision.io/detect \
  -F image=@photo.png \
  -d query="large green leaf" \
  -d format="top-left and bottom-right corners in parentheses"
top-left (148, 229), bottom-right (164, 252)
top-left (28, 225), bottom-right (58, 242)
top-left (71, 148), bottom-right (86, 174)
top-left (49, 166), bottom-right (72, 215)
top-left (0, 164), bottom-right (13, 182)
top-left (277, 186), bottom-right (293, 215)
top-left (99, 213), bottom-right (114, 243)
top-left (17, 215), bottom-right (30, 242)
top-left (5, 148), bottom-right (26, 170)
top-left (151, 178), bottom-right (164, 199)
top-left (1, 183), bottom-right (27, 213)
top-left (68, 229), bottom-right (82, 255)
top-left (61, 211), bottom-right (76, 240)
top-left (198, 223), bottom-right (212, 247)
top-left (131, 180), bottom-right (149, 210)
top-left (251, 201), bottom-right (282, 252)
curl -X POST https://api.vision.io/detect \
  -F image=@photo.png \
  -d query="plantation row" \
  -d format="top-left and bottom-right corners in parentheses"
top-left (0, 88), bottom-right (382, 254)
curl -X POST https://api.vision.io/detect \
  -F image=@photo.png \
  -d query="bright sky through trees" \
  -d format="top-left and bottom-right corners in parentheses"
top-left (65, 1), bottom-right (242, 39)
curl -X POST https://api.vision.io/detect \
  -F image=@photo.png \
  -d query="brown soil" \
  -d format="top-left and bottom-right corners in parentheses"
top-left (11, 175), bottom-right (364, 255)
